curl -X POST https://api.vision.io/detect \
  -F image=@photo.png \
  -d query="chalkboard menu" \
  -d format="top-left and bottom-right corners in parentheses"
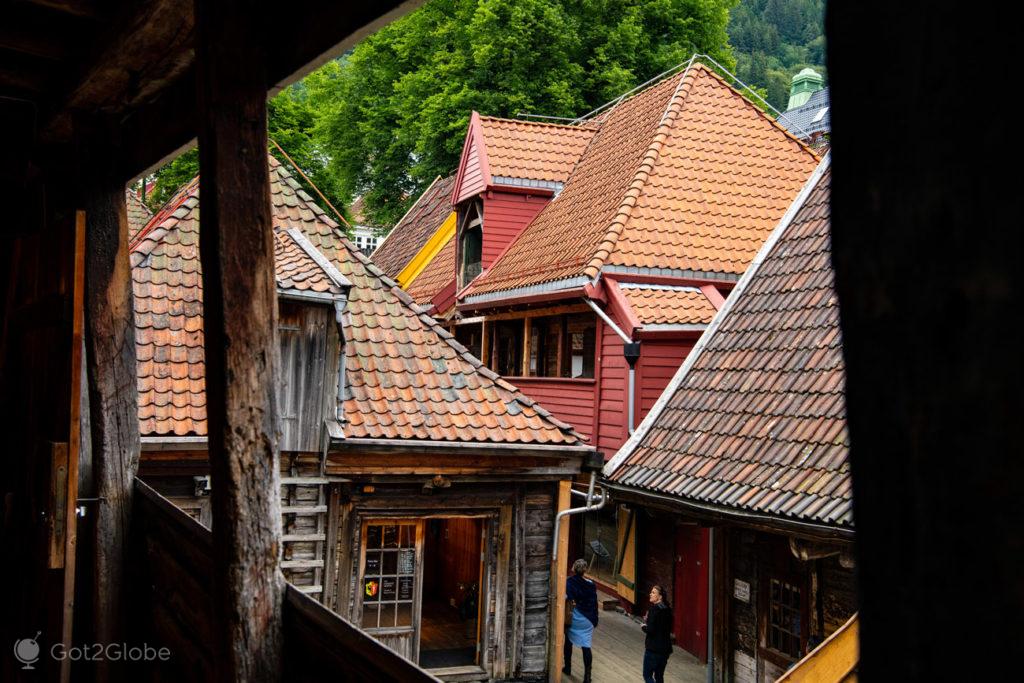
top-left (399, 548), bottom-right (415, 575)
top-left (398, 576), bottom-right (414, 601)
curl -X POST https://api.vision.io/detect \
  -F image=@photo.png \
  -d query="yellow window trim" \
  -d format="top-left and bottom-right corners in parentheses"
top-left (396, 211), bottom-right (457, 289)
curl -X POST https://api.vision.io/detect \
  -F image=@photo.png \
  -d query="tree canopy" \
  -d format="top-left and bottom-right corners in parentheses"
top-left (311, 0), bottom-right (736, 227)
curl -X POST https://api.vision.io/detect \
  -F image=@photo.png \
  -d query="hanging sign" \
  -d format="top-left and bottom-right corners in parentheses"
top-left (733, 579), bottom-right (751, 603)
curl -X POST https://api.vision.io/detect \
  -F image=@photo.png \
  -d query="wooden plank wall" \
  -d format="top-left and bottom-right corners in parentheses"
top-left (636, 339), bottom-right (694, 420)
top-left (521, 488), bottom-right (554, 678)
top-left (456, 137), bottom-right (486, 204)
top-left (511, 378), bottom-right (595, 442)
top-left (278, 303), bottom-right (333, 453)
top-left (595, 319), bottom-right (627, 454)
top-left (480, 191), bottom-right (549, 266)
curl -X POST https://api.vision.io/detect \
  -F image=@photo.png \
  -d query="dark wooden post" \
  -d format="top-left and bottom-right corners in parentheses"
top-left (194, 0), bottom-right (284, 679)
top-left (81, 133), bottom-right (142, 683)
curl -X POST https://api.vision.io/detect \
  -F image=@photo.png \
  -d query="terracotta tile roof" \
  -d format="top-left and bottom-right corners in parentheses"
top-left (618, 284), bottom-right (717, 325)
top-left (126, 190), bottom-right (152, 241)
top-left (371, 175), bottom-right (456, 278)
top-left (605, 160), bottom-right (850, 529)
top-left (133, 157), bottom-right (584, 447)
top-left (478, 116), bottom-right (596, 185)
top-left (405, 233), bottom-right (456, 306)
top-left (132, 180), bottom-right (346, 437)
top-left (466, 63), bottom-right (819, 298)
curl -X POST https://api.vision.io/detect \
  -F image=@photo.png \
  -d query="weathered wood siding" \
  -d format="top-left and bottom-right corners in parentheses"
top-left (726, 530), bottom-right (856, 683)
top-left (331, 482), bottom-right (556, 681)
top-left (520, 487), bottom-right (554, 680)
top-left (456, 136), bottom-right (487, 204)
top-left (510, 378), bottom-right (595, 442)
top-left (481, 190), bottom-right (549, 266)
top-left (278, 302), bottom-right (336, 453)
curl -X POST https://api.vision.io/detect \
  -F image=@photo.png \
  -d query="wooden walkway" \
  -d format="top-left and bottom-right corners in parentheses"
top-left (562, 610), bottom-right (707, 683)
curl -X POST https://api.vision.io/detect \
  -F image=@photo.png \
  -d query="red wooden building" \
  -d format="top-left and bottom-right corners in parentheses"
top-left (385, 60), bottom-right (822, 662)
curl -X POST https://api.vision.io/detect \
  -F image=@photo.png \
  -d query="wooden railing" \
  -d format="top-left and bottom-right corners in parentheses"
top-left (131, 478), bottom-right (438, 682)
top-left (776, 613), bottom-right (858, 683)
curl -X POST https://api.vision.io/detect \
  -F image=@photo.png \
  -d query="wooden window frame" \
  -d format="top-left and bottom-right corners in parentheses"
top-left (757, 562), bottom-right (810, 668)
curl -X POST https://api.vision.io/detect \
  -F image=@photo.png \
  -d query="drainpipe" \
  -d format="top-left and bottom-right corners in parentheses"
top-left (333, 298), bottom-right (349, 421)
top-left (551, 452), bottom-right (607, 562)
top-left (584, 300), bottom-right (641, 433)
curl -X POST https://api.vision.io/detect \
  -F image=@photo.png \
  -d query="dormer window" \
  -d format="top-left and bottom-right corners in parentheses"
top-left (458, 200), bottom-right (483, 287)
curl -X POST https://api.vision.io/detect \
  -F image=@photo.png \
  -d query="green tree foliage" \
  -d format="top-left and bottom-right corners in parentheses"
top-left (146, 84), bottom-right (344, 221)
top-left (729, 0), bottom-right (825, 112)
top-left (312, 0), bottom-right (736, 227)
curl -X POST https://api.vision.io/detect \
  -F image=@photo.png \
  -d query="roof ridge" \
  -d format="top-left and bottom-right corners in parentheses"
top-left (129, 176), bottom-right (201, 260)
top-left (372, 174), bottom-right (443, 256)
top-left (271, 158), bottom-right (585, 443)
top-left (582, 63), bottom-right (702, 280)
top-left (479, 114), bottom-right (599, 131)
top-left (697, 63), bottom-right (821, 164)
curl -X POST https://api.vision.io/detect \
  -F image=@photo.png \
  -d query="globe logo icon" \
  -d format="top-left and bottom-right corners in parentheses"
top-left (13, 632), bottom-right (42, 670)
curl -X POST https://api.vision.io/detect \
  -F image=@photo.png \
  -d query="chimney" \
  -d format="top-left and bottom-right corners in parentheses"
top-left (787, 68), bottom-right (825, 110)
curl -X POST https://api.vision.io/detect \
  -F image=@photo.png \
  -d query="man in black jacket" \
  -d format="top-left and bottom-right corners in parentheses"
top-left (641, 585), bottom-right (673, 683)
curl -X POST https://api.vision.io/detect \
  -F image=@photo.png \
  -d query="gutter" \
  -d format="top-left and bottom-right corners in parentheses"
top-left (585, 298), bottom-right (641, 434)
top-left (328, 436), bottom-right (596, 456)
top-left (603, 480), bottom-right (855, 542)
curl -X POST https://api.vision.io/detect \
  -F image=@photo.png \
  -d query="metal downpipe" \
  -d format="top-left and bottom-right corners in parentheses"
top-left (551, 471), bottom-right (608, 562)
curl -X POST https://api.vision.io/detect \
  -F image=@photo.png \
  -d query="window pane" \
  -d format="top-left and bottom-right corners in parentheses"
top-left (383, 524), bottom-right (399, 548)
top-left (564, 314), bottom-right (595, 378)
top-left (396, 603), bottom-right (413, 627)
top-left (581, 505), bottom-right (617, 584)
top-left (367, 525), bottom-right (382, 549)
top-left (361, 605), bottom-right (379, 629)
top-left (381, 576), bottom-right (397, 601)
top-left (382, 551), bottom-right (397, 575)
top-left (400, 524), bottom-right (415, 548)
top-left (365, 551), bottom-right (382, 575)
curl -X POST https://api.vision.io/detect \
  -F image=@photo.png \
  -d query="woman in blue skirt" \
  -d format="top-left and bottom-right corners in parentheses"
top-left (564, 558), bottom-right (599, 683)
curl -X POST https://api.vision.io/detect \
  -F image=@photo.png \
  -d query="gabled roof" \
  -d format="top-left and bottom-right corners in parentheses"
top-left (132, 180), bottom-right (347, 437)
top-left (371, 174), bottom-right (456, 278)
top-left (617, 283), bottom-right (717, 326)
top-left (464, 62), bottom-right (820, 301)
top-left (777, 88), bottom-right (830, 140)
top-left (126, 190), bottom-right (153, 241)
top-left (476, 115), bottom-right (597, 186)
top-left (605, 158), bottom-right (851, 531)
top-left (406, 234), bottom-right (456, 307)
top-left (133, 157), bottom-right (585, 447)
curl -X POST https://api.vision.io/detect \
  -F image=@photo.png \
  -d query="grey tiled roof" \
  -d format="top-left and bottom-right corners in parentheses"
top-left (777, 88), bottom-right (830, 140)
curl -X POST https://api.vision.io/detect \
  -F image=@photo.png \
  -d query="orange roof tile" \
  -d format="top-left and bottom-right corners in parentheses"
top-left (133, 157), bottom-right (584, 447)
top-left (618, 284), bottom-right (717, 325)
top-left (465, 63), bottom-right (819, 299)
top-left (405, 232), bottom-right (456, 306)
top-left (371, 174), bottom-right (456, 278)
top-left (478, 116), bottom-right (596, 185)
top-left (605, 160), bottom-right (850, 528)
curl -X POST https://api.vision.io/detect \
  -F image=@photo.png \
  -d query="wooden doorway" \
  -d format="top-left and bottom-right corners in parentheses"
top-left (420, 517), bottom-right (485, 669)
top-left (673, 525), bottom-right (709, 661)
top-left (356, 516), bottom-right (487, 671)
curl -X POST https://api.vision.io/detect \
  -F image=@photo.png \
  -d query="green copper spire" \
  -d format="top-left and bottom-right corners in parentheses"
top-left (787, 68), bottom-right (825, 110)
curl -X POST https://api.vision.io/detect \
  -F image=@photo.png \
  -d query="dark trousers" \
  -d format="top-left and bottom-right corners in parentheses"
top-left (563, 640), bottom-right (592, 677)
top-left (642, 649), bottom-right (670, 683)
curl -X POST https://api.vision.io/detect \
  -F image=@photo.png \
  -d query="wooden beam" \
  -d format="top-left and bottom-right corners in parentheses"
top-left (549, 481), bottom-right (571, 683)
top-left (80, 135), bottom-right (142, 682)
top-left (194, 0), bottom-right (283, 679)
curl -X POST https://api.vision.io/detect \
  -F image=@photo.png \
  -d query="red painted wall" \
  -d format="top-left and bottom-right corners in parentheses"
top-left (481, 191), bottom-right (549, 266)
top-left (637, 339), bottom-right (694, 421)
top-left (508, 377), bottom-right (595, 442)
top-left (456, 137), bottom-right (486, 204)
top-left (596, 319), bottom-right (628, 456)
